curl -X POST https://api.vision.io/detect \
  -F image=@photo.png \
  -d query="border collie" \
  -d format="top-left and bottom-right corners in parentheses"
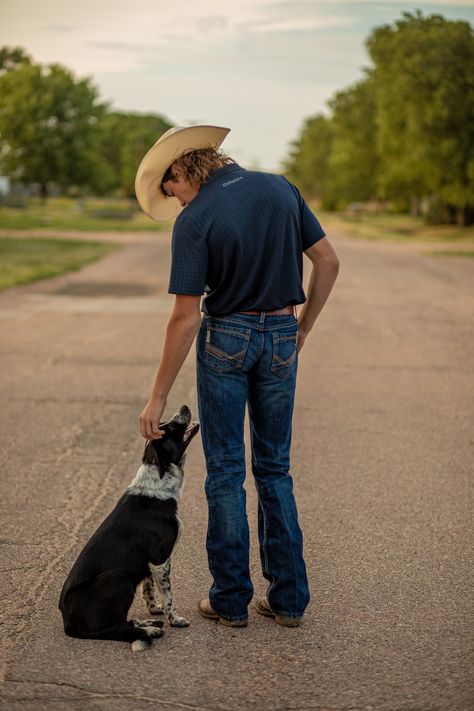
top-left (59, 405), bottom-right (199, 652)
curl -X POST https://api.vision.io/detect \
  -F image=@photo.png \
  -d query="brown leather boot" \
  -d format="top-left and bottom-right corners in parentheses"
top-left (255, 597), bottom-right (302, 627)
top-left (198, 599), bottom-right (248, 627)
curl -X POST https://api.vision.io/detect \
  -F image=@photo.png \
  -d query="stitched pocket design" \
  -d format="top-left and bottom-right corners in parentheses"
top-left (271, 331), bottom-right (298, 380)
top-left (204, 325), bottom-right (251, 374)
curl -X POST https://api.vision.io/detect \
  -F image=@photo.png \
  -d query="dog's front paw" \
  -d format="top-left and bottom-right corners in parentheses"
top-left (148, 626), bottom-right (165, 638)
top-left (141, 625), bottom-right (164, 639)
top-left (134, 618), bottom-right (164, 629)
top-left (169, 615), bottom-right (190, 628)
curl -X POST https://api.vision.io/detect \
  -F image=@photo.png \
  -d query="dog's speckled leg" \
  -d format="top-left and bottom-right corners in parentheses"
top-left (150, 559), bottom-right (190, 627)
top-left (142, 574), bottom-right (164, 615)
top-left (132, 618), bottom-right (164, 629)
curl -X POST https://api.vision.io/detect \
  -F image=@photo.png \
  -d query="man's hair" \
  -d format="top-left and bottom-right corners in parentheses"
top-left (160, 146), bottom-right (234, 196)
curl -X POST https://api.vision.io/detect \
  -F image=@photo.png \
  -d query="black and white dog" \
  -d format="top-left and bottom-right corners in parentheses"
top-left (59, 405), bottom-right (199, 652)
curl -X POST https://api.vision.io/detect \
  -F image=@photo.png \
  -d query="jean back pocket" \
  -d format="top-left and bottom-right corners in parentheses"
top-left (271, 331), bottom-right (298, 380)
top-left (203, 324), bottom-right (251, 374)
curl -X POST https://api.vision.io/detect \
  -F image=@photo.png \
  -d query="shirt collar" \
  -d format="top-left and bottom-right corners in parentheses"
top-left (201, 163), bottom-right (243, 189)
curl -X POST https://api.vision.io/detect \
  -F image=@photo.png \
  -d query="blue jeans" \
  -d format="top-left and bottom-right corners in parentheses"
top-left (196, 311), bottom-right (310, 622)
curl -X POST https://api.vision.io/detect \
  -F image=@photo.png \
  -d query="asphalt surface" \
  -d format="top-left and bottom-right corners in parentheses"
top-left (0, 229), bottom-right (473, 711)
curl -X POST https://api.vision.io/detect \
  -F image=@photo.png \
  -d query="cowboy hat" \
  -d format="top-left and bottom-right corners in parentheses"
top-left (135, 125), bottom-right (231, 221)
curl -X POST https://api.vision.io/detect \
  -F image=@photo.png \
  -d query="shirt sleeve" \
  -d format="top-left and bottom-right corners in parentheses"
top-left (300, 197), bottom-right (326, 249)
top-left (285, 179), bottom-right (326, 249)
top-left (168, 214), bottom-right (208, 296)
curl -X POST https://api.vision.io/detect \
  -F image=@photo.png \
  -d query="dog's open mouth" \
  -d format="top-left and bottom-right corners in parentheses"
top-left (183, 422), bottom-right (199, 442)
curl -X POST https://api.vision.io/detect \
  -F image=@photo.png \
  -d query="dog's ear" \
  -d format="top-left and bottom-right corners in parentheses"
top-left (142, 442), bottom-right (152, 466)
top-left (142, 440), bottom-right (161, 467)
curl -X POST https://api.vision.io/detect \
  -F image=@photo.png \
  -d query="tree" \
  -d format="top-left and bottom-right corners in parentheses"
top-left (0, 47), bottom-right (173, 197)
top-left (283, 114), bottom-right (333, 202)
top-left (283, 80), bottom-right (378, 209)
top-left (326, 76), bottom-right (378, 206)
top-left (367, 11), bottom-right (474, 224)
top-left (284, 12), bottom-right (474, 224)
top-left (92, 112), bottom-right (172, 196)
top-left (0, 46), bottom-right (32, 74)
top-left (0, 57), bottom-right (105, 197)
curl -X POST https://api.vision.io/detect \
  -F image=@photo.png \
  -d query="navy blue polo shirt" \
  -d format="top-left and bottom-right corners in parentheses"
top-left (168, 163), bottom-right (325, 316)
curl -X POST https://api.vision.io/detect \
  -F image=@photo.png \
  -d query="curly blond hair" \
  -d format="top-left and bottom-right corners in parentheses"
top-left (160, 147), bottom-right (235, 195)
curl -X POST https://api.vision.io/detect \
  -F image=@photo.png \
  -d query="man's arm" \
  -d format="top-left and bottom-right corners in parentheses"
top-left (297, 236), bottom-right (340, 352)
top-left (139, 294), bottom-right (202, 439)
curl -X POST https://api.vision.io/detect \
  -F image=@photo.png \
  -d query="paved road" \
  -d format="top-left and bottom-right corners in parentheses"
top-left (0, 229), bottom-right (473, 711)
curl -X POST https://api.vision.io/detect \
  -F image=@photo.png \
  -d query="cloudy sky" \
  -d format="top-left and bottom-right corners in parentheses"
top-left (1, 0), bottom-right (473, 170)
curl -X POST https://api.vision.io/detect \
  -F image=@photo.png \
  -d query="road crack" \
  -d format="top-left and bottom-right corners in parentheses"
top-left (3, 677), bottom-right (232, 711)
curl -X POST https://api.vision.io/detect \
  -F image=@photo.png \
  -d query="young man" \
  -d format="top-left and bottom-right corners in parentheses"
top-left (135, 125), bottom-right (339, 628)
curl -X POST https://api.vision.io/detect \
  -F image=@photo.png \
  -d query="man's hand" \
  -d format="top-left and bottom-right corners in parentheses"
top-left (139, 397), bottom-right (167, 440)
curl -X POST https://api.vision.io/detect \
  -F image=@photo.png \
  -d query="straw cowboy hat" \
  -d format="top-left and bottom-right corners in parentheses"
top-left (135, 125), bottom-right (231, 221)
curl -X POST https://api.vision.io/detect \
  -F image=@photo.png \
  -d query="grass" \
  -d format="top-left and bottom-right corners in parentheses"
top-left (2, 197), bottom-right (473, 242)
top-left (0, 236), bottom-right (121, 291)
top-left (317, 210), bottom-right (474, 244)
top-left (423, 249), bottom-right (474, 257)
top-left (0, 197), bottom-right (173, 232)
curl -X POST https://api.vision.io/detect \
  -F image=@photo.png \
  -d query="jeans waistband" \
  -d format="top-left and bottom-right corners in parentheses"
top-left (202, 312), bottom-right (297, 330)
top-left (237, 305), bottom-right (295, 317)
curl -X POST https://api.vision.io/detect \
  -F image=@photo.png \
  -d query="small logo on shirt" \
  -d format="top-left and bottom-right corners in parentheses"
top-left (222, 176), bottom-right (244, 187)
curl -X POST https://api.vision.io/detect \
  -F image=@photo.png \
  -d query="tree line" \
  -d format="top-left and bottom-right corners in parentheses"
top-left (1, 12), bottom-right (473, 225)
top-left (0, 47), bottom-right (171, 198)
top-left (284, 11), bottom-right (474, 225)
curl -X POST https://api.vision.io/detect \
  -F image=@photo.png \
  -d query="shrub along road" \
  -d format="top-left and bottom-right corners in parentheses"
top-left (0, 230), bottom-right (472, 711)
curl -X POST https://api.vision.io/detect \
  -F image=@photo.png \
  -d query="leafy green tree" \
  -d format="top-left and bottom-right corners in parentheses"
top-left (284, 81), bottom-right (378, 210)
top-left (283, 114), bottom-right (333, 202)
top-left (285, 12), bottom-right (474, 224)
top-left (0, 46), bottom-right (32, 74)
top-left (0, 57), bottom-right (105, 197)
top-left (92, 112), bottom-right (172, 196)
top-left (0, 47), bottom-right (173, 198)
top-left (326, 76), bottom-right (378, 206)
top-left (367, 11), bottom-right (474, 224)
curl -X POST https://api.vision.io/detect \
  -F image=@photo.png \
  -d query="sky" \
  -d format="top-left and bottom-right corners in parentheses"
top-left (1, 0), bottom-right (473, 171)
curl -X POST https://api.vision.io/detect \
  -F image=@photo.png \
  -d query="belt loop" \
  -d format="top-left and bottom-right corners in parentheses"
top-left (259, 311), bottom-right (265, 325)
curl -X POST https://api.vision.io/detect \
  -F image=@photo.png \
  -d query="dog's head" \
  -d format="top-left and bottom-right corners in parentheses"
top-left (143, 405), bottom-right (199, 475)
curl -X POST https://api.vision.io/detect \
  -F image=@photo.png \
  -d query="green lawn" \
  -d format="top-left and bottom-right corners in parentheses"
top-left (2, 198), bottom-right (473, 243)
top-left (0, 197), bottom-right (172, 231)
top-left (0, 236), bottom-right (121, 291)
top-left (423, 249), bottom-right (474, 257)
top-left (318, 210), bottom-right (474, 244)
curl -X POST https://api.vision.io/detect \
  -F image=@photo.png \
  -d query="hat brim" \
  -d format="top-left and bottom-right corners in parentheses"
top-left (135, 125), bottom-right (231, 222)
